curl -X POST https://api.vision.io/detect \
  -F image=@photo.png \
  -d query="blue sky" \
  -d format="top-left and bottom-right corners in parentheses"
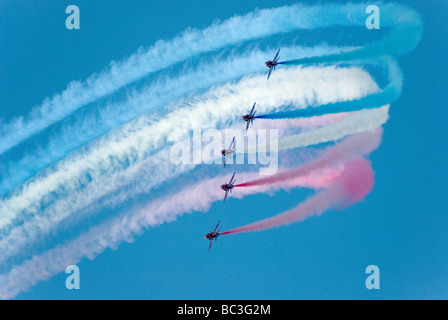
top-left (0, 0), bottom-right (447, 299)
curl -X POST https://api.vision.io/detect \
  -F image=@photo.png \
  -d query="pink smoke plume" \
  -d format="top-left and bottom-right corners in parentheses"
top-left (235, 128), bottom-right (382, 189)
top-left (221, 158), bottom-right (374, 235)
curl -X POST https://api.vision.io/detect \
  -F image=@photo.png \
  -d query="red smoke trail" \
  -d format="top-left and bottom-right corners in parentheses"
top-left (234, 128), bottom-right (382, 189)
top-left (221, 158), bottom-right (374, 235)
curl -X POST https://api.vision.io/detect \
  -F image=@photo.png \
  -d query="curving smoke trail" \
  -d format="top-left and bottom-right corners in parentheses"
top-left (256, 59), bottom-right (402, 120)
top-left (252, 2), bottom-right (422, 121)
top-left (0, 66), bottom-right (378, 234)
top-left (0, 164), bottom-right (333, 299)
top-left (0, 1), bottom-right (395, 157)
top-left (236, 128), bottom-right (382, 188)
top-left (221, 157), bottom-right (374, 235)
top-left (282, 3), bottom-right (423, 66)
top-left (244, 104), bottom-right (389, 154)
top-left (0, 2), bottom-right (420, 195)
top-left (0, 1), bottom-right (420, 224)
top-left (0, 67), bottom-right (382, 264)
top-left (0, 2), bottom-right (334, 156)
top-left (0, 131), bottom-right (377, 299)
top-left (0, 46), bottom-right (347, 196)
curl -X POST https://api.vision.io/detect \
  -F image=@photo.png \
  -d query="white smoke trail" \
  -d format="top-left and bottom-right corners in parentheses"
top-left (0, 66), bottom-right (381, 263)
top-left (0, 1), bottom-right (381, 156)
top-left (0, 45), bottom-right (349, 195)
top-left (0, 134), bottom-right (376, 299)
top-left (245, 105), bottom-right (389, 153)
top-left (0, 65), bottom-right (379, 232)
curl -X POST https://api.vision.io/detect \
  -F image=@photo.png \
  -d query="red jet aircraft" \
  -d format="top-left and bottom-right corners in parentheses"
top-left (242, 102), bottom-right (256, 132)
top-left (265, 49), bottom-right (284, 79)
top-left (220, 172), bottom-right (236, 202)
top-left (221, 137), bottom-right (236, 168)
top-left (205, 220), bottom-right (221, 251)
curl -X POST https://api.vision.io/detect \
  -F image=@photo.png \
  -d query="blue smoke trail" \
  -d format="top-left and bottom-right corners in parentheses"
top-left (0, 1), bottom-right (389, 157)
top-left (0, 47), bottom-right (337, 196)
top-left (281, 4), bottom-right (423, 66)
top-left (0, 2), bottom-right (421, 197)
top-left (257, 3), bottom-right (422, 120)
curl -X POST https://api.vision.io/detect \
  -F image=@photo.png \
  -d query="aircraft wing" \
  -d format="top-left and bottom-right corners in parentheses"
top-left (229, 137), bottom-right (236, 152)
top-left (250, 102), bottom-right (256, 115)
top-left (223, 189), bottom-right (229, 202)
top-left (229, 172), bottom-right (236, 184)
top-left (208, 239), bottom-right (213, 251)
top-left (273, 49), bottom-right (280, 62)
top-left (267, 67), bottom-right (272, 80)
top-left (213, 221), bottom-right (220, 233)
